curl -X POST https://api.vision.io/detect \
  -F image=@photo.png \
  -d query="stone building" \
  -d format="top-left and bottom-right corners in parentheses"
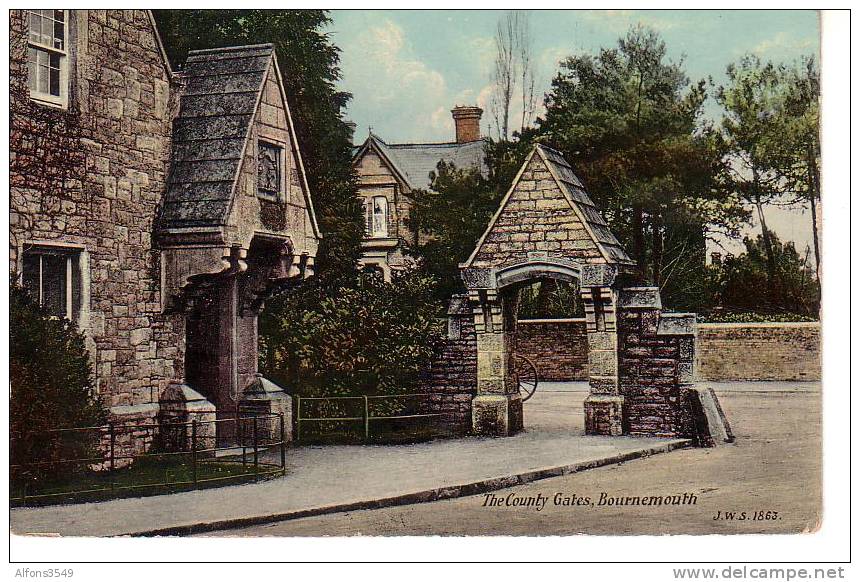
top-left (352, 106), bottom-right (486, 280)
top-left (9, 9), bottom-right (319, 439)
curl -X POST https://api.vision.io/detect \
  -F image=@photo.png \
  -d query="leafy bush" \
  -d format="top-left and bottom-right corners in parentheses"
top-left (516, 280), bottom-right (584, 320)
top-left (259, 270), bottom-right (445, 397)
top-left (706, 231), bottom-right (820, 319)
top-left (10, 282), bottom-right (108, 488)
top-left (698, 311), bottom-right (817, 323)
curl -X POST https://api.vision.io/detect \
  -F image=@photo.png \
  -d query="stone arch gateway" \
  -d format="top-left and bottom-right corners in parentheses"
top-left (458, 144), bottom-right (731, 444)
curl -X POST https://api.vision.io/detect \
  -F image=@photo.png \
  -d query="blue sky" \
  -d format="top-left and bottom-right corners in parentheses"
top-left (327, 9), bottom-right (820, 255)
top-left (328, 9), bottom-right (819, 143)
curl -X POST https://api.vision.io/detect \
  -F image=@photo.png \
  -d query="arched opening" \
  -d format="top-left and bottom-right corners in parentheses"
top-left (495, 266), bottom-right (590, 436)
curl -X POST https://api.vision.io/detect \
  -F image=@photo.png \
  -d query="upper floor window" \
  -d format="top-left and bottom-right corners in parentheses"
top-left (26, 10), bottom-right (68, 107)
top-left (22, 245), bottom-right (82, 322)
top-left (257, 141), bottom-right (283, 202)
top-left (365, 196), bottom-right (389, 238)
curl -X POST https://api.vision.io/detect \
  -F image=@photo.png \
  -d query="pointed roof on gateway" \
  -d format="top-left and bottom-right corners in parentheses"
top-left (463, 144), bottom-right (634, 267)
top-left (159, 43), bottom-right (319, 237)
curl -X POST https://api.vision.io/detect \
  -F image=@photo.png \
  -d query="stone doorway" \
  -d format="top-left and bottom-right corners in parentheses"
top-left (163, 236), bottom-right (310, 444)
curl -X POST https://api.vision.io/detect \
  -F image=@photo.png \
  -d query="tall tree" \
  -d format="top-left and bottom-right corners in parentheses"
top-left (772, 56), bottom-right (821, 274)
top-left (537, 26), bottom-right (743, 295)
top-left (489, 10), bottom-right (537, 140)
top-left (405, 160), bottom-right (504, 300)
top-left (153, 10), bottom-right (363, 280)
top-left (715, 55), bottom-right (805, 291)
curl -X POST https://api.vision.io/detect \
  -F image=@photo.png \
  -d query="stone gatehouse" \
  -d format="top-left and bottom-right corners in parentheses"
top-left (9, 9), bottom-right (319, 439)
top-left (422, 144), bottom-right (729, 444)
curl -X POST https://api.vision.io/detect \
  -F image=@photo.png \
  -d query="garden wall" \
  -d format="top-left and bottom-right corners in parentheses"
top-left (696, 322), bottom-right (821, 382)
top-left (516, 318), bottom-right (588, 381)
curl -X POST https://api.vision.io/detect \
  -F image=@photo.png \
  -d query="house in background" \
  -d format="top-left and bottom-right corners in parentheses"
top-left (352, 105), bottom-right (487, 281)
top-left (9, 9), bottom-right (319, 443)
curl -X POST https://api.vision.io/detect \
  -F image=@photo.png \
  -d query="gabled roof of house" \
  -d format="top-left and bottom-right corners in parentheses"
top-left (159, 43), bottom-right (319, 237)
top-left (353, 133), bottom-right (487, 191)
top-left (464, 144), bottom-right (634, 267)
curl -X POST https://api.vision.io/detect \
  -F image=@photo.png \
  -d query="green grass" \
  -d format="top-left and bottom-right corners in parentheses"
top-left (11, 453), bottom-right (282, 507)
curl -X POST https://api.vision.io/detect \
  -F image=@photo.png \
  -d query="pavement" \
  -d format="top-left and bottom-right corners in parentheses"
top-left (217, 382), bottom-right (821, 536)
top-left (10, 383), bottom-right (689, 537)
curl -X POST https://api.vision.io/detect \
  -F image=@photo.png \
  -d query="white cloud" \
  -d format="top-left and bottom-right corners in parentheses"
top-left (470, 36), bottom-right (496, 77)
top-left (581, 9), bottom-right (678, 33)
top-left (342, 19), bottom-right (452, 140)
top-left (751, 31), bottom-right (816, 56)
top-left (540, 46), bottom-right (570, 71)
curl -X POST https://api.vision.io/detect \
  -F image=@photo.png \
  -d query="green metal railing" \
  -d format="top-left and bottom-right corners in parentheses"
top-left (295, 393), bottom-right (452, 443)
top-left (10, 411), bottom-right (286, 507)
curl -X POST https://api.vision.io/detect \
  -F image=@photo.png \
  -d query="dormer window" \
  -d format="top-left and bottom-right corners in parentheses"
top-left (257, 141), bottom-right (283, 202)
top-left (26, 10), bottom-right (68, 108)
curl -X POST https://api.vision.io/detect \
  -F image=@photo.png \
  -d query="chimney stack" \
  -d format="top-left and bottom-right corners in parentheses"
top-left (451, 105), bottom-right (483, 143)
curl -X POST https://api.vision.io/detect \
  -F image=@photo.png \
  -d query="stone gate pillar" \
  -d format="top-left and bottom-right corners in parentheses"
top-left (581, 265), bottom-right (623, 436)
top-left (469, 288), bottom-right (524, 436)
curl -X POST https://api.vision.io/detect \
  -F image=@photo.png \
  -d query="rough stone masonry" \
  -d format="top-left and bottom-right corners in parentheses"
top-left (10, 10), bottom-right (320, 455)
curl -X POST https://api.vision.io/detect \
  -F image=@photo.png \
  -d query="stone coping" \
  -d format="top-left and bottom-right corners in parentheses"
top-left (518, 317), bottom-right (587, 324)
top-left (697, 321), bottom-right (820, 329)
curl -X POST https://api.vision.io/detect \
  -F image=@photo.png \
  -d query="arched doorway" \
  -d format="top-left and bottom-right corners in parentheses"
top-left (512, 277), bottom-right (588, 433)
top-left (463, 256), bottom-right (625, 436)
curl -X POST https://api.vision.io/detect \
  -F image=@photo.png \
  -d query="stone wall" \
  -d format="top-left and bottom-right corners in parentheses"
top-left (420, 296), bottom-right (478, 434)
top-left (617, 289), bottom-right (696, 438)
top-left (516, 319), bottom-right (588, 381)
top-left (697, 322), bottom-right (821, 381)
top-left (9, 10), bottom-right (183, 422)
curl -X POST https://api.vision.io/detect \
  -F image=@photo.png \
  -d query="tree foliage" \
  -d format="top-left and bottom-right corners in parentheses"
top-left (10, 283), bottom-right (108, 486)
top-left (153, 10), bottom-right (363, 280)
top-left (707, 231), bottom-right (819, 317)
top-left (716, 55), bottom-right (795, 291)
top-left (259, 271), bottom-right (445, 397)
top-left (405, 160), bottom-right (505, 300)
top-left (536, 26), bottom-right (746, 296)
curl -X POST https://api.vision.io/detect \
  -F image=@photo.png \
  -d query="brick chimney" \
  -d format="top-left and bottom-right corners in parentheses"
top-left (451, 105), bottom-right (483, 143)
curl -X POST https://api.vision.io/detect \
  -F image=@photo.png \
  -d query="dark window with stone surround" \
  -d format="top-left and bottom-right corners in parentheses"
top-left (22, 245), bottom-right (82, 321)
top-left (26, 9), bottom-right (67, 107)
top-left (257, 141), bottom-right (283, 202)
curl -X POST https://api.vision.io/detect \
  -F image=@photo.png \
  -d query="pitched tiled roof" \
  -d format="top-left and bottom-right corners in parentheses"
top-left (160, 44), bottom-right (274, 229)
top-left (463, 144), bottom-right (634, 267)
top-left (535, 145), bottom-right (634, 265)
top-left (356, 133), bottom-right (487, 191)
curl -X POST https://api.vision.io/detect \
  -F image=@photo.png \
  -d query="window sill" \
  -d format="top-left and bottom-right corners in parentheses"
top-left (361, 237), bottom-right (399, 250)
top-left (29, 93), bottom-right (68, 110)
top-left (257, 193), bottom-right (283, 204)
